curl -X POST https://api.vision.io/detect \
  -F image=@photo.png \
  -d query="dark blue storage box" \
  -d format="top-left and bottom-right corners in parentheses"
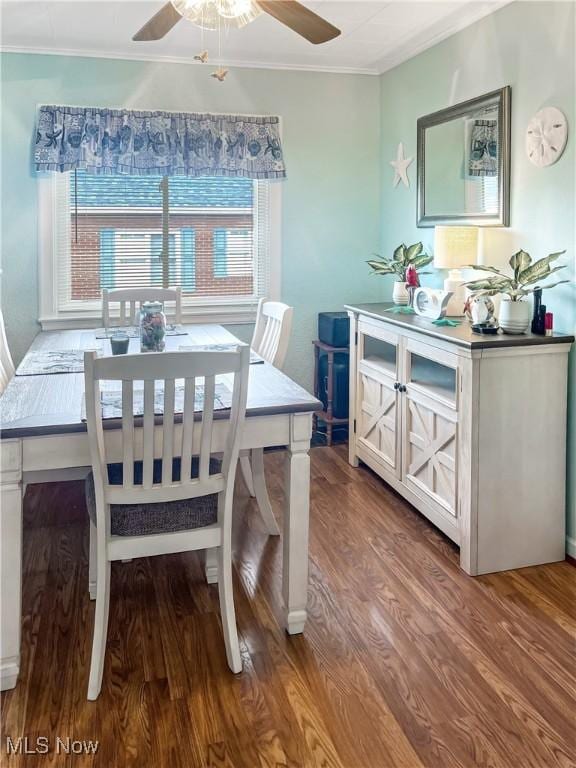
top-left (318, 352), bottom-right (349, 419)
top-left (318, 312), bottom-right (350, 348)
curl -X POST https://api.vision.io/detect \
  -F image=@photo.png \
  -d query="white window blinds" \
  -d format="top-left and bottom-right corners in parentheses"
top-left (52, 171), bottom-right (272, 313)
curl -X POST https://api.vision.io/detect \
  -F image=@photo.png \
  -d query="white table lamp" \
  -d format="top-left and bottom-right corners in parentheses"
top-left (434, 226), bottom-right (479, 316)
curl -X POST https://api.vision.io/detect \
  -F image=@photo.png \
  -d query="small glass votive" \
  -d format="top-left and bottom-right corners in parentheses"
top-left (110, 333), bottom-right (130, 355)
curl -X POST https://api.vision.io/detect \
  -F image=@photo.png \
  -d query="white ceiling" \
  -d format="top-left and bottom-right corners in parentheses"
top-left (0, 0), bottom-right (510, 75)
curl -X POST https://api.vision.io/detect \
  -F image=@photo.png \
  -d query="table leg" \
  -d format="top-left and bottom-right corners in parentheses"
top-left (205, 547), bottom-right (218, 584)
top-left (347, 312), bottom-right (359, 467)
top-left (1, 439), bottom-right (23, 691)
top-left (283, 412), bottom-right (312, 635)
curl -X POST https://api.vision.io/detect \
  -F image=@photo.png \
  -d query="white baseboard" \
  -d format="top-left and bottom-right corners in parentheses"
top-left (566, 536), bottom-right (576, 559)
top-left (0, 658), bottom-right (19, 691)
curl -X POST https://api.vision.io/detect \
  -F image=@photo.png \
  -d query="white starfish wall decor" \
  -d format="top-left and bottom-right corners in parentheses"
top-left (390, 142), bottom-right (413, 188)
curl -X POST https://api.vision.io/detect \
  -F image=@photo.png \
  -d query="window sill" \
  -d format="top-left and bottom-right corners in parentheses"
top-left (38, 303), bottom-right (258, 331)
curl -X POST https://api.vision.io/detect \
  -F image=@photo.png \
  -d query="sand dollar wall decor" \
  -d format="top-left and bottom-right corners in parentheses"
top-left (526, 107), bottom-right (568, 167)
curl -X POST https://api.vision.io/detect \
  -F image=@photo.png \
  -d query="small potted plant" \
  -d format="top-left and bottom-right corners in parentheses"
top-left (464, 249), bottom-right (568, 334)
top-left (368, 242), bottom-right (433, 305)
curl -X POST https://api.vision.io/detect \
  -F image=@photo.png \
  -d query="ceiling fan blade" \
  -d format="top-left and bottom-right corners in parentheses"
top-left (133, 2), bottom-right (183, 41)
top-left (257, 1), bottom-right (341, 44)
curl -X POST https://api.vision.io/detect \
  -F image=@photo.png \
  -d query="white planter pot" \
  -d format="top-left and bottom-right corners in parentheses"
top-left (392, 281), bottom-right (409, 306)
top-left (498, 298), bottom-right (531, 334)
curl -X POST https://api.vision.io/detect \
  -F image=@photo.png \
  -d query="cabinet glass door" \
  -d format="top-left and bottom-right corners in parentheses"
top-left (401, 339), bottom-right (459, 518)
top-left (356, 321), bottom-right (400, 476)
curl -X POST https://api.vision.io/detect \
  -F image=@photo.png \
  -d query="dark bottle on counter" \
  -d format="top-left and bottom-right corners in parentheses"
top-left (531, 289), bottom-right (545, 334)
top-left (538, 305), bottom-right (547, 335)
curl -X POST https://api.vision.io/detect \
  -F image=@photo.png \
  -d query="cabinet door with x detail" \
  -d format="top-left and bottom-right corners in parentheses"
top-left (356, 323), bottom-right (401, 478)
top-left (357, 366), bottom-right (400, 475)
top-left (401, 340), bottom-right (459, 520)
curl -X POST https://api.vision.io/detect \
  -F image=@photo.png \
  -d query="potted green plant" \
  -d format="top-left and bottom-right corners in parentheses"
top-left (368, 242), bottom-right (433, 305)
top-left (464, 249), bottom-right (568, 334)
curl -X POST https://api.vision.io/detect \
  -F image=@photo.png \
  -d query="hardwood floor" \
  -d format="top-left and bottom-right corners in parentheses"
top-left (1, 445), bottom-right (575, 767)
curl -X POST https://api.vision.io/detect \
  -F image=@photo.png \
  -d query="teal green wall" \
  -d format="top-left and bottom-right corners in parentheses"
top-left (0, 53), bottom-right (383, 388)
top-left (378, 1), bottom-right (576, 549)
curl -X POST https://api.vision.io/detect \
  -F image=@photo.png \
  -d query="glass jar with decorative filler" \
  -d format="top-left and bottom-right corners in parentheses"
top-left (140, 301), bottom-right (166, 352)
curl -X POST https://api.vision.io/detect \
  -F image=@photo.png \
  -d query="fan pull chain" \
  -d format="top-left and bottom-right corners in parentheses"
top-left (210, 8), bottom-right (228, 81)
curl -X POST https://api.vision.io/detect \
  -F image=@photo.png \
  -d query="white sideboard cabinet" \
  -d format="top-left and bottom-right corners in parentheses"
top-left (346, 303), bottom-right (574, 575)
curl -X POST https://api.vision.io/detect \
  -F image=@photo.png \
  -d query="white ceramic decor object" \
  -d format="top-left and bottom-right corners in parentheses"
top-left (413, 287), bottom-right (452, 320)
top-left (464, 295), bottom-right (495, 325)
top-left (498, 298), bottom-right (531, 334)
top-left (526, 107), bottom-right (568, 167)
top-left (390, 143), bottom-right (413, 188)
top-left (392, 281), bottom-right (409, 305)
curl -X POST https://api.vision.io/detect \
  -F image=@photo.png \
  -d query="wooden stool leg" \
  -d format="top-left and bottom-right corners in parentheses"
top-left (326, 351), bottom-right (334, 447)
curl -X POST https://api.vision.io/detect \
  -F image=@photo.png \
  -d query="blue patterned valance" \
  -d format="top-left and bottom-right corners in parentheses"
top-left (34, 105), bottom-right (286, 179)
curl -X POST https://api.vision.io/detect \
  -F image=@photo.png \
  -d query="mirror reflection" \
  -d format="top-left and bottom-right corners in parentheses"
top-left (417, 87), bottom-right (510, 227)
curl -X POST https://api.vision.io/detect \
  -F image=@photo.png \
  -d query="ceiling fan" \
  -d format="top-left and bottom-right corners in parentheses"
top-left (133, 0), bottom-right (341, 45)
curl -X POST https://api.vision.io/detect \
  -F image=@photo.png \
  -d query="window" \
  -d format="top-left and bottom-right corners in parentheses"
top-left (213, 228), bottom-right (252, 278)
top-left (39, 170), bottom-right (279, 327)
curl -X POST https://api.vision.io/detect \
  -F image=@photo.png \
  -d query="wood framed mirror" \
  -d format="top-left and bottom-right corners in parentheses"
top-left (417, 86), bottom-right (511, 227)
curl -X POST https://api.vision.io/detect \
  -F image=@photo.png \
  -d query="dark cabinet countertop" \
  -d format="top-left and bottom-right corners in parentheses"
top-left (345, 303), bottom-right (575, 350)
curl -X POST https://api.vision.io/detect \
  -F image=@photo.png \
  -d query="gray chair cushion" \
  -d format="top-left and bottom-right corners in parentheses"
top-left (85, 457), bottom-right (221, 537)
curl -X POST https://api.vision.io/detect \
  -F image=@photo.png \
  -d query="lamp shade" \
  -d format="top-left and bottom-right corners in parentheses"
top-left (434, 226), bottom-right (479, 270)
top-left (477, 227), bottom-right (519, 268)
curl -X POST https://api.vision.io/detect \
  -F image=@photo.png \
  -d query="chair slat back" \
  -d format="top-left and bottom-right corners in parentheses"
top-left (121, 380), bottom-right (135, 486)
top-left (251, 299), bottom-right (293, 370)
top-left (0, 308), bottom-right (15, 396)
top-left (84, 347), bottom-right (250, 509)
top-left (102, 287), bottom-right (182, 328)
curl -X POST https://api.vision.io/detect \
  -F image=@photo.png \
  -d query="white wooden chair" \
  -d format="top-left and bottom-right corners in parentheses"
top-left (0, 307), bottom-right (15, 396)
top-left (84, 344), bottom-right (250, 700)
top-left (241, 299), bottom-right (293, 536)
top-left (251, 299), bottom-right (293, 370)
top-left (102, 287), bottom-right (182, 329)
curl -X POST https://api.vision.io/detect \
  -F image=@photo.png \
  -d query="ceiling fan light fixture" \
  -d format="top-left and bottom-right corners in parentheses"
top-left (133, 0), bottom-right (341, 45)
top-left (220, 0), bottom-right (260, 21)
top-left (170, 0), bottom-right (261, 30)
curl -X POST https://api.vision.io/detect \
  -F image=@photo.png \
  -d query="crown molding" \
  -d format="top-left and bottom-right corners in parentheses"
top-left (376, 1), bottom-right (512, 75)
top-left (0, 45), bottom-right (380, 76)
top-left (0, 2), bottom-right (511, 78)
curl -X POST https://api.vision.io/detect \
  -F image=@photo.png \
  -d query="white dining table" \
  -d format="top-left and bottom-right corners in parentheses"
top-left (0, 324), bottom-right (321, 691)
